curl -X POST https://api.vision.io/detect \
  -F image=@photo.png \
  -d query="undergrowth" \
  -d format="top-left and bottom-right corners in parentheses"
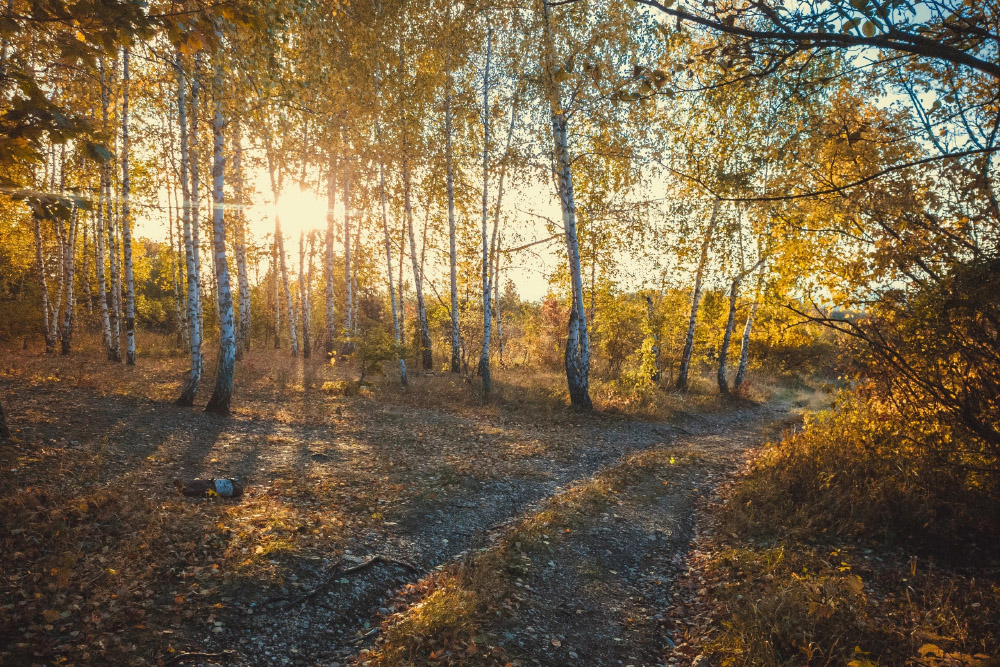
top-left (692, 390), bottom-right (1000, 666)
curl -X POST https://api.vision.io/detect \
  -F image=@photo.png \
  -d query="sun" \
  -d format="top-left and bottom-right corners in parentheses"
top-left (275, 186), bottom-right (329, 240)
top-left (244, 178), bottom-right (330, 243)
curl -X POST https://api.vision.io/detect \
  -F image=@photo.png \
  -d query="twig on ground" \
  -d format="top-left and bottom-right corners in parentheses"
top-left (268, 555), bottom-right (420, 608)
top-left (352, 626), bottom-right (379, 644)
top-left (165, 649), bottom-right (240, 665)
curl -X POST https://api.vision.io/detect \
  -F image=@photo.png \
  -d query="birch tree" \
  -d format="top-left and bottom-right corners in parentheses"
top-left (676, 197), bottom-right (720, 392)
top-left (443, 31), bottom-right (460, 374)
top-left (299, 230), bottom-right (312, 359)
top-left (232, 124), bottom-right (251, 356)
top-left (734, 260), bottom-right (766, 393)
top-left (32, 210), bottom-right (54, 353)
top-left (477, 24), bottom-right (494, 394)
top-left (94, 162), bottom-right (113, 354)
top-left (121, 47), bottom-right (136, 365)
top-left (176, 53), bottom-right (203, 406)
top-left (265, 140), bottom-right (299, 357)
top-left (376, 116), bottom-right (407, 386)
top-left (205, 47), bottom-right (236, 416)
top-left (538, 0), bottom-right (591, 409)
top-left (99, 57), bottom-right (121, 362)
top-left (324, 154), bottom-right (337, 356)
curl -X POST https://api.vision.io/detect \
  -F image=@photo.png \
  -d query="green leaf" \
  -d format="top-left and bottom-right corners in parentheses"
top-left (862, 20), bottom-right (877, 36)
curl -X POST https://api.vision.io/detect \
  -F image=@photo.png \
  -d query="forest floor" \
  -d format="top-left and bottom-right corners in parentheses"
top-left (0, 343), bottom-right (819, 666)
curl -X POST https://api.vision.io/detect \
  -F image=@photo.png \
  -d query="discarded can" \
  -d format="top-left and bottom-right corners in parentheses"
top-left (174, 478), bottom-right (245, 498)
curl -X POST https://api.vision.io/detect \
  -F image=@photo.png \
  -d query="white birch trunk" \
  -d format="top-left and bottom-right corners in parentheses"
top-left (176, 53), bottom-right (202, 406)
top-left (444, 66), bottom-right (460, 373)
top-left (265, 142), bottom-right (299, 357)
top-left (190, 55), bottom-right (204, 348)
top-left (94, 172), bottom-right (113, 352)
top-left (59, 202), bottom-right (77, 355)
top-left (233, 125), bottom-right (251, 356)
top-left (205, 64), bottom-right (236, 415)
top-left (717, 278), bottom-right (739, 394)
top-left (403, 153), bottom-right (432, 371)
top-left (121, 47), bottom-right (136, 365)
top-left (272, 237), bottom-right (281, 348)
top-left (324, 155), bottom-right (337, 356)
top-left (81, 209), bottom-right (92, 314)
top-left (478, 25), bottom-right (493, 394)
top-left (275, 216), bottom-right (298, 357)
top-left (342, 169), bottom-right (353, 341)
top-left (33, 212), bottom-right (54, 353)
top-left (540, 0), bottom-right (591, 408)
top-left (735, 261), bottom-right (766, 392)
top-left (299, 230), bottom-right (312, 359)
top-left (677, 197), bottom-right (721, 392)
top-left (377, 124), bottom-right (407, 386)
top-left (99, 57), bottom-right (121, 362)
top-left (488, 75), bottom-right (520, 370)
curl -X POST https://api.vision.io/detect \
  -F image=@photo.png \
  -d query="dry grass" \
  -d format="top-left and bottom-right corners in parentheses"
top-left (685, 391), bottom-right (1000, 666)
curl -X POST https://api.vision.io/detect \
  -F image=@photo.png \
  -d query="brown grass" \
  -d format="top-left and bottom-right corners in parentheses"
top-left (685, 391), bottom-right (1000, 666)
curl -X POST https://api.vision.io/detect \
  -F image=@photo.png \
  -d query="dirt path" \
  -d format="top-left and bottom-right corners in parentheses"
top-left (0, 353), bottom-right (799, 666)
top-left (215, 400), bottom-right (793, 666)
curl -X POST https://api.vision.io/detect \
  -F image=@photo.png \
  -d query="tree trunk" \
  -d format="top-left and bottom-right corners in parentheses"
top-left (33, 213), bottom-right (55, 353)
top-left (351, 221), bottom-right (360, 335)
top-left (377, 126), bottom-right (408, 386)
top-left (176, 53), bottom-right (203, 406)
top-left (205, 70), bottom-right (236, 416)
top-left (190, 55), bottom-right (204, 348)
top-left (275, 216), bottom-right (298, 357)
top-left (121, 47), bottom-right (136, 365)
top-left (488, 72), bottom-right (521, 372)
top-left (478, 25), bottom-right (494, 395)
top-left (272, 237), bottom-right (281, 348)
top-left (646, 293), bottom-right (661, 383)
top-left (324, 154), bottom-right (337, 357)
top-left (0, 399), bottom-right (10, 440)
top-left (444, 66), bottom-right (460, 374)
top-left (717, 277), bottom-right (739, 394)
top-left (265, 143), bottom-right (299, 357)
top-left (403, 155), bottom-right (432, 371)
top-left (59, 201), bottom-right (77, 355)
top-left (735, 262), bottom-right (765, 393)
top-left (676, 197), bottom-right (721, 392)
top-left (94, 171), bottom-right (113, 353)
top-left (49, 147), bottom-right (64, 350)
top-left (342, 168), bottom-right (353, 342)
top-left (105, 168), bottom-right (122, 362)
top-left (233, 126), bottom-right (251, 357)
top-left (81, 210), bottom-right (92, 314)
top-left (540, 0), bottom-right (591, 409)
top-left (299, 230), bottom-right (312, 359)
top-left (99, 57), bottom-right (121, 363)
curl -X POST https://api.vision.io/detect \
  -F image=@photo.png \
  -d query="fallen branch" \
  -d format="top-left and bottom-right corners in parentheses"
top-left (268, 555), bottom-right (420, 608)
top-left (165, 649), bottom-right (240, 665)
top-left (352, 626), bottom-right (379, 644)
top-left (343, 554), bottom-right (419, 575)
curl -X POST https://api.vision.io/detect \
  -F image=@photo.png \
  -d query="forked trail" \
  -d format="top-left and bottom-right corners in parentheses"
top-left (0, 355), bottom-right (802, 666)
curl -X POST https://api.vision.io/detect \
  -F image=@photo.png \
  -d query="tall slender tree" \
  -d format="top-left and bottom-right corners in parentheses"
top-left (121, 47), bottom-right (136, 365)
top-left (205, 49), bottom-right (236, 415)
